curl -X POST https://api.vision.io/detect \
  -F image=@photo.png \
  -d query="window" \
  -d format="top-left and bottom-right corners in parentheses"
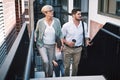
top-left (74, 0), bottom-right (81, 9)
top-left (24, 1), bottom-right (28, 9)
top-left (98, 0), bottom-right (120, 17)
top-left (116, 1), bottom-right (120, 16)
top-left (0, 2), bottom-right (5, 47)
top-left (0, 1), bottom-right (7, 67)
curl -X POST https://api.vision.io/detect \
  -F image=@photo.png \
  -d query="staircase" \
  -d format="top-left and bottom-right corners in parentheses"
top-left (30, 75), bottom-right (106, 80)
top-left (33, 50), bottom-right (106, 80)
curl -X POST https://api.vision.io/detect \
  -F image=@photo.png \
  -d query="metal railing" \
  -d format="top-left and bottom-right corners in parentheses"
top-left (101, 28), bottom-right (120, 40)
top-left (0, 23), bottom-right (27, 80)
top-left (23, 29), bottom-right (34, 80)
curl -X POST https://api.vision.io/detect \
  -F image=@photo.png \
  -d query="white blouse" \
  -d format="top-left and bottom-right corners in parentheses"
top-left (43, 20), bottom-right (55, 44)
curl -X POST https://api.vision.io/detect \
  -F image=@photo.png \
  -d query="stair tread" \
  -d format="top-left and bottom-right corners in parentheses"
top-left (31, 75), bottom-right (105, 80)
top-left (35, 71), bottom-right (45, 78)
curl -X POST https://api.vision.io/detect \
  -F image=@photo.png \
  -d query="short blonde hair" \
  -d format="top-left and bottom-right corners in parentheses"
top-left (41, 5), bottom-right (53, 14)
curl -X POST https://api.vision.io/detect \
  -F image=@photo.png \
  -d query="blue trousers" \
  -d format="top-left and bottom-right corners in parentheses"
top-left (53, 60), bottom-right (65, 77)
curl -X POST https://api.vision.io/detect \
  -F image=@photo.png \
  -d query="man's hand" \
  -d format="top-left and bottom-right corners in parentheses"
top-left (52, 60), bottom-right (58, 67)
top-left (86, 38), bottom-right (93, 46)
top-left (68, 41), bottom-right (75, 47)
top-left (63, 39), bottom-right (75, 47)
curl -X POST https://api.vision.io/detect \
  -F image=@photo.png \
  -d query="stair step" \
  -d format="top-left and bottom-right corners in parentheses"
top-left (31, 75), bottom-right (106, 80)
top-left (35, 71), bottom-right (45, 78)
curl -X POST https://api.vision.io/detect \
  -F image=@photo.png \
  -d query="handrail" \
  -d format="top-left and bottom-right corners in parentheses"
top-left (101, 28), bottom-right (120, 40)
top-left (91, 23), bottom-right (120, 43)
top-left (23, 29), bottom-right (34, 80)
top-left (0, 23), bottom-right (27, 80)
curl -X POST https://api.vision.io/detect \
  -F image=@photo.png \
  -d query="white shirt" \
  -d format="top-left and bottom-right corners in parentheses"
top-left (55, 48), bottom-right (62, 60)
top-left (62, 20), bottom-right (88, 46)
top-left (43, 20), bottom-right (55, 44)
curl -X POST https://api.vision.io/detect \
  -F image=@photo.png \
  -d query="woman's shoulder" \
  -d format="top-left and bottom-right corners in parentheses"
top-left (37, 18), bottom-right (45, 23)
top-left (53, 17), bottom-right (59, 20)
top-left (53, 17), bottom-right (60, 22)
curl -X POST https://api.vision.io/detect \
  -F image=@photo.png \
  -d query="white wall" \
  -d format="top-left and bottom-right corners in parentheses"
top-left (68, 0), bottom-right (73, 21)
top-left (88, 0), bottom-right (120, 26)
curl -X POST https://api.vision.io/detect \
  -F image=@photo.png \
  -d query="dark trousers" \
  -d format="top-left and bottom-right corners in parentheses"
top-left (53, 60), bottom-right (65, 77)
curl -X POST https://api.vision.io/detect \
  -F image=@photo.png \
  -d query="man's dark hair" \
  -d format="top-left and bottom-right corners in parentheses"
top-left (71, 8), bottom-right (81, 15)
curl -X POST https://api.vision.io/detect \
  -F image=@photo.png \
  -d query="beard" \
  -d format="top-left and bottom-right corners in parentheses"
top-left (76, 18), bottom-right (82, 21)
top-left (74, 15), bottom-right (82, 21)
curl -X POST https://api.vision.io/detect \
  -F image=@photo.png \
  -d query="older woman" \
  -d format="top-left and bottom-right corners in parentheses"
top-left (34, 5), bottom-right (63, 77)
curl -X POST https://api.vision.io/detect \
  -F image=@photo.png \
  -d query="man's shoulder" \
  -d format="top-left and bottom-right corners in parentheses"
top-left (81, 20), bottom-right (87, 24)
top-left (63, 21), bottom-right (71, 26)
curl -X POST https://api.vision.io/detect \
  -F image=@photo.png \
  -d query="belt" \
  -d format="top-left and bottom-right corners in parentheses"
top-left (64, 44), bottom-right (82, 48)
